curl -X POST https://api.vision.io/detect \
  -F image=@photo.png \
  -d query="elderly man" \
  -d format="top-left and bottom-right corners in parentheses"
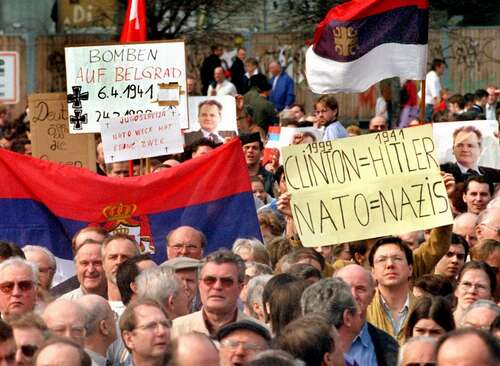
top-left (368, 115), bottom-right (388, 133)
top-left (22, 245), bottom-right (56, 291)
top-left (460, 299), bottom-right (500, 330)
top-left (301, 278), bottom-right (364, 366)
top-left (120, 298), bottom-right (171, 366)
top-left (0, 258), bottom-right (37, 319)
top-left (62, 240), bottom-right (107, 300)
top-left (207, 66), bottom-right (237, 96)
top-left (217, 320), bottom-right (271, 366)
top-left (42, 299), bottom-right (87, 346)
top-left (475, 208), bottom-right (500, 242)
top-left (35, 339), bottom-right (91, 366)
top-left (172, 249), bottom-right (258, 338)
top-left (169, 333), bottom-right (220, 366)
top-left (0, 320), bottom-right (17, 366)
top-left (440, 125), bottom-right (500, 183)
top-left (453, 212), bottom-right (478, 248)
top-left (397, 336), bottom-right (436, 366)
top-left (162, 257), bottom-right (201, 311)
top-left (436, 328), bottom-right (500, 366)
top-left (77, 295), bottom-right (117, 366)
top-left (166, 226), bottom-right (206, 260)
top-left (335, 264), bottom-right (399, 366)
top-left (268, 61), bottom-right (295, 112)
top-left (136, 266), bottom-right (190, 320)
top-left (102, 234), bottom-right (140, 315)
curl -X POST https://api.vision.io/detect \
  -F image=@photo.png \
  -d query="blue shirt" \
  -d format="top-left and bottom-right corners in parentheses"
top-left (345, 322), bottom-right (377, 366)
top-left (323, 121), bottom-right (348, 141)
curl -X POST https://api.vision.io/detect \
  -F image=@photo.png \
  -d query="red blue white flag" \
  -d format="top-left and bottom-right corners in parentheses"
top-left (0, 139), bottom-right (261, 262)
top-left (306, 0), bottom-right (429, 93)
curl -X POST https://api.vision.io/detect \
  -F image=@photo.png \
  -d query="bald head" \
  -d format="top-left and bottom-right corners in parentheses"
top-left (453, 212), bottom-right (478, 246)
top-left (369, 116), bottom-right (387, 132)
top-left (166, 226), bottom-right (206, 260)
top-left (42, 299), bottom-right (87, 346)
top-left (334, 264), bottom-right (375, 319)
top-left (171, 333), bottom-right (220, 366)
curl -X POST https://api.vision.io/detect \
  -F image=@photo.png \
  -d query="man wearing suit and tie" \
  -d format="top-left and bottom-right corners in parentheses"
top-left (184, 99), bottom-right (234, 146)
top-left (440, 125), bottom-right (499, 184)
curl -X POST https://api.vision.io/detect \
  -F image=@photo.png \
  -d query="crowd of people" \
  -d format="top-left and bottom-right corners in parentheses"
top-left (0, 45), bottom-right (499, 366)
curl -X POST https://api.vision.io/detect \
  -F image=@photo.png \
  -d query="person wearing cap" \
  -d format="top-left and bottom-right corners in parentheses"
top-left (171, 249), bottom-right (261, 338)
top-left (240, 132), bottom-right (275, 197)
top-left (162, 257), bottom-right (201, 312)
top-left (217, 320), bottom-right (271, 366)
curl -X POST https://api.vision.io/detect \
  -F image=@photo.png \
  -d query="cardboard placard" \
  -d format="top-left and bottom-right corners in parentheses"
top-left (283, 125), bottom-right (453, 246)
top-left (64, 41), bottom-right (187, 133)
top-left (28, 93), bottom-right (96, 171)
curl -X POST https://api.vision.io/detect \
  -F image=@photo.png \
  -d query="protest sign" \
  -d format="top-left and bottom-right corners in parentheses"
top-left (64, 41), bottom-right (187, 133)
top-left (28, 93), bottom-right (96, 171)
top-left (100, 110), bottom-right (184, 163)
top-left (433, 120), bottom-right (499, 169)
top-left (0, 52), bottom-right (19, 104)
top-left (283, 125), bottom-right (453, 247)
top-left (184, 96), bottom-right (237, 145)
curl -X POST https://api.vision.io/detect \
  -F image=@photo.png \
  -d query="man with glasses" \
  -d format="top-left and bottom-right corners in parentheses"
top-left (9, 313), bottom-right (49, 366)
top-left (172, 249), bottom-right (260, 338)
top-left (397, 336), bottom-right (436, 366)
top-left (0, 258), bottom-right (37, 320)
top-left (120, 298), bottom-right (171, 366)
top-left (217, 320), bottom-right (271, 366)
top-left (77, 295), bottom-right (117, 366)
top-left (434, 234), bottom-right (468, 282)
top-left (42, 299), bottom-right (87, 346)
top-left (165, 226), bottom-right (206, 261)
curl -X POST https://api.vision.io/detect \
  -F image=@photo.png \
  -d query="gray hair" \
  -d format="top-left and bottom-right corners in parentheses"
top-left (22, 245), bottom-right (57, 270)
top-left (300, 278), bottom-right (357, 328)
top-left (334, 264), bottom-right (376, 291)
top-left (200, 249), bottom-right (246, 283)
top-left (76, 294), bottom-right (113, 336)
top-left (136, 266), bottom-right (182, 305)
top-left (397, 336), bottom-right (437, 366)
top-left (0, 257), bottom-right (38, 284)
top-left (245, 261), bottom-right (273, 276)
top-left (232, 238), bottom-right (270, 266)
top-left (476, 208), bottom-right (499, 226)
top-left (461, 299), bottom-right (500, 326)
top-left (246, 274), bottom-right (273, 319)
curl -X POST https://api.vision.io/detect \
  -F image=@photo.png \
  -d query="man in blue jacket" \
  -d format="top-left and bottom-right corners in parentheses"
top-left (268, 61), bottom-right (295, 112)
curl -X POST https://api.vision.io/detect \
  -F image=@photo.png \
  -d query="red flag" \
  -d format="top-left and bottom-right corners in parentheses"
top-left (120, 0), bottom-right (147, 43)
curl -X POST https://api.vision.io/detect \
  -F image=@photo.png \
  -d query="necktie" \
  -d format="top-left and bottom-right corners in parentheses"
top-left (466, 168), bottom-right (480, 177)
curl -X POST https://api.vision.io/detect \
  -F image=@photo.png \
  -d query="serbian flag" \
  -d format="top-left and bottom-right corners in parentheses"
top-left (0, 139), bottom-right (261, 262)
top-left (120, 0), bottom-right (147, 42)
top-left (306, 0), bottom-right (428, 93)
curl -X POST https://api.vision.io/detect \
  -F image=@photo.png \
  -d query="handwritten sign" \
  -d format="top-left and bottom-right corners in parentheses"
top-left (28, 93), bottom-right (96, 171)
top-left (0, 52), bottom-right (19, 104)
top-left (283, 125), bottom-right (453, 247)
top-left (100, 110), bottom-right (184, 163)
top-left (64, 41), bottom-right (187, 133)
top-left (433, 120), bottom-right (499, 169)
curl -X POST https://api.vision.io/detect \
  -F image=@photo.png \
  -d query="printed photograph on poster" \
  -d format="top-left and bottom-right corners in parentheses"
top-left (184, 96), bottom-right (237, 146)
top-left (64, 41), bottom-right (188, 134)
top-left (432, 120), bottom-right (499, 169)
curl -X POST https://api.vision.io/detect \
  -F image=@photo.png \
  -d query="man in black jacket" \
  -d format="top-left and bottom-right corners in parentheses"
top-left (335, 264), bottom-right (399, 366)
top-left (200, 45), bottom-right (223, 95)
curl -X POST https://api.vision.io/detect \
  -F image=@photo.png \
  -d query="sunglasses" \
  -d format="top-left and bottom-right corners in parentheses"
top-left (0, 281), bottom-right (34, 294)
top-left (20, 344), bottom-right (38, 357)
top-left (201, 276), bottom-right (236, 288)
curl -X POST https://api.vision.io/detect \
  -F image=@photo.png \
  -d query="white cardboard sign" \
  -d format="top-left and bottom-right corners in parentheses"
top-left (0, 52), bottom-right (19, 104)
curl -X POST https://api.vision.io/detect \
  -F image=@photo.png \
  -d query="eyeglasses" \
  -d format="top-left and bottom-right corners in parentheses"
top-left (50, 325), bottom-right (86, 338)
top-left (0, 280), bottom-right (34, 294)
top-left (405, 363), bottom-right (435, 366)
top-left (444, 251), bottom-right (465, 261)
top-left (134, 320), bottom-right (171, 332)
top-left (38, 267), bottom-right (55, 274)
top-left (220, 339), bottom-right (263, 352)
top-left (459, 281), bottom-right (490, 293)
top-left (374, 256), bottom-right (405, 265)
top-left (201, 276), bottom-right (236, 288)
top-left (20, 344), bottom-right (38, 357)
top-left (169, 244), bottom-right (200, 252)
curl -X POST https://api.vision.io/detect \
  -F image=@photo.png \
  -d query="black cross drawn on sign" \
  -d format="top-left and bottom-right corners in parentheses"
top-left (67, 86), bottom-right (89, 109)
top-left (70, 109), bottom-right (88, 130)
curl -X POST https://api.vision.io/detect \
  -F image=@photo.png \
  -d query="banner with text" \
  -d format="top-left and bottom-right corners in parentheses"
top-left (100, 110), bottom-right (184, 163)
top-left (65, 41), bottom-right (187, 133)
top-left (28, 93), bottom-right (96, 171)
top-left (283, 125), bottom-right (453, 247)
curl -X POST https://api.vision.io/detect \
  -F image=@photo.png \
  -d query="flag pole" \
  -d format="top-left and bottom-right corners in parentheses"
top-left (419, 79), bottom-right (426, 123)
